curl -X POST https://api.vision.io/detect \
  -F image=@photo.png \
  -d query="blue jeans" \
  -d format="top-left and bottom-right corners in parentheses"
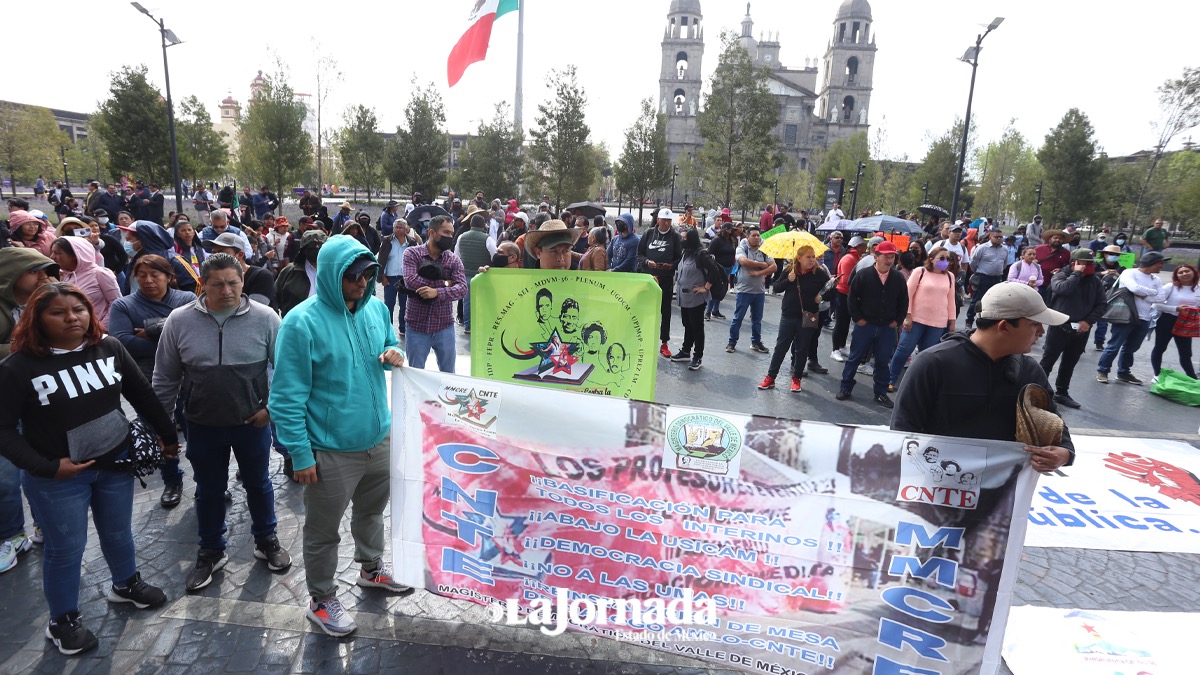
top-left (966, 274), bottom-right (1002, 323)
top-left (158, 393), bottom-right (188, 487)
top-left (728, 293), bottom-right (765, 346)
top-left (840, 322), bottom-right (898, 395)
top-left (1094, 319), bottom-right (1109, 345)
top-left (407, 325), bottom-right (456, 372)
top-left (24, 465), bottom-right (137, 618)
top-left (464, 280), bottom-right (473, 331)
top-left (888, 322), bottom-right (947, 385)
top-left (1096, 319), bottom-right (1151, 375)
top-left (705, 265), bottom-right (728, 314)
top-left (186, 422), bottom-right (277, 551)
top-left (0, 455), bottom-right (25, 540)
top-left (383, 276), bottom-right (408, 334)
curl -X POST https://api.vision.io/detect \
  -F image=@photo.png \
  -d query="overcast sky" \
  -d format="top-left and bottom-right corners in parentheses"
top-left (9, 0), bottom-right (1199, 164)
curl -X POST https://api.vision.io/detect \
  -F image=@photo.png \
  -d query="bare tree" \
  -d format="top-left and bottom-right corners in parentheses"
top-left (312, 42), bottom-right (343, 191)
top-left (1135, 66), bottom-right (1200, 221)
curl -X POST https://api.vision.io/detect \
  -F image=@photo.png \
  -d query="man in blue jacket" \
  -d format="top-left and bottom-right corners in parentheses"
top-left (608, 213), bottom-right (640, 272)
top-left (252, 186), bottom-right (280, 220)
top-left (269, 235), bottom-right (408, 638)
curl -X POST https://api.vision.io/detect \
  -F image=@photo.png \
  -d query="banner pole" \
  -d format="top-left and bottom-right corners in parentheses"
top-left (514, 0), bottom-right (525, 134)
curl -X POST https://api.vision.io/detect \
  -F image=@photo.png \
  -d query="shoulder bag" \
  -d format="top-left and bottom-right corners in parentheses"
top-left (1100, 282), bottom-right (1136, 325)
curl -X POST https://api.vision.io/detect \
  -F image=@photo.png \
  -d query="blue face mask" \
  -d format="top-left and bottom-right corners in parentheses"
top-left (123, 240), bottom-right (137, 256)
top-left (1106, 255), bottom-right (1119, 263)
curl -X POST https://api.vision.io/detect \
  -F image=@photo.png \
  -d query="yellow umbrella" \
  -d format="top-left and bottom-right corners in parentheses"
top-left (758, 230), bottom-right (828, 260)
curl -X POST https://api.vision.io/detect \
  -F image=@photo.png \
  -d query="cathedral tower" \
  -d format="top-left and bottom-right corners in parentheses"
top-left (660, 0), bottom-right (705, 165)
top-left (818, 0), bottom-right (876, 141)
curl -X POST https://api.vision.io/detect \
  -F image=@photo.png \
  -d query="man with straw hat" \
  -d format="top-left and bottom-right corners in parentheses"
top-left (892, 282), bottom-right (1075, 472)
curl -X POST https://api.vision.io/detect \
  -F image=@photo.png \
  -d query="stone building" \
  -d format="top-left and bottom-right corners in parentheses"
top-left (658, 0), bottom-right (877, 169)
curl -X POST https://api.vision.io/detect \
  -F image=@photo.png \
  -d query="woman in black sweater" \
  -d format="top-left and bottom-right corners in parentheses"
top-left (0, 283), bottom-right (179, 656)
top-left (757, 245), bottom-right (833, 393)
top-left (705, 223), bottom-right (737, 319)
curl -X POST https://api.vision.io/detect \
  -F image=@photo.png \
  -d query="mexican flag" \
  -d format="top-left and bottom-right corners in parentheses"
top-left (447, 0), bottom-right (519, 87)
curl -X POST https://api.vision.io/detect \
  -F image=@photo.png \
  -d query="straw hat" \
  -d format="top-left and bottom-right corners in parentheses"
top-left (1041, 229), bottom-right (1066, 241)
top-left (524, 219), bottom-right (582, 255)
top-left (1015, 384), bottom-right (1063, 448)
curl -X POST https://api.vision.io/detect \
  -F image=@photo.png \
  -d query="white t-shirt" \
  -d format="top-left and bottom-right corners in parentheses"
top-left (928, 239), bottom-right (968, 265)
top-left (824, 208), bottom-right (845, 224)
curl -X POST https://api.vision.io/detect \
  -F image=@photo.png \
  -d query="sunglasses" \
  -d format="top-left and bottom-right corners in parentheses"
top-left (343, 270), bottom-right (374, 283)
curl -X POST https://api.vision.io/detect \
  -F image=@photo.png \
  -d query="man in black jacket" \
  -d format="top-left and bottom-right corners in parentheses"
top-left (637, 209), bottom-right (683, 358)
top-left (837, 241), bottom-right (908, 408)
top-left (891, 283), bottom-right (1075, 472)
top-left (1039, 248), bottom-right (1108, 409)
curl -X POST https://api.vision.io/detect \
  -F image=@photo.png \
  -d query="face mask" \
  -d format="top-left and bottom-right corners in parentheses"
top-left (1106, 255), bottom-right (1119, 263)
top-left (1115, 238), bottom-right (1125, 245)
top-left (934, 259), bottom-right (950, 272)
top-left (98, 217), bottom-right (109, 225)
top-left (490, 252), bottom-right (509, 268)
top-left (123, 240), bottom-right (137, 256)
top-left (436, 235), bottom-right (454, 251)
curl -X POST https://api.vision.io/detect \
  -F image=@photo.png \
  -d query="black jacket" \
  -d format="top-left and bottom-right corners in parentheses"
top-left (637, 226), bottom-right (682, 278)
top-left (848, 265), bottom-right (909, 325)
top-left (1049, 268), bottom-right (1107, 325)
top-left (773, 267), bottom-right (833, 318)
top-left (891, 331), bottom-right (1074, 458)
top-left (707, 235), bottom-right (737, 269)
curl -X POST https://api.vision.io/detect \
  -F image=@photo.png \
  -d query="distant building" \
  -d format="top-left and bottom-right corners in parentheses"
top-left (0, 100), bottom-right (90, 143)
top-left (214, 94), bottom-right (241, 156)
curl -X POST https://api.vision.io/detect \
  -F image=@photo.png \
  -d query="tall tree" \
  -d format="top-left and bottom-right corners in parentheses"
top-left (65, 134), bottom-right (111, 186)
top-left (336, 104), bottom-right (385, 199)
top-left (0, 103), bottom-right (71, 195)
top-left (529, 66), bottom-right (596, 208)
top-left (973, 122), bottom-right (1031, 220)
top-left (92, 65), bottom-right (171, 183)
top-left (237, 65), bottom-right (311, 195)
top-left (816, 132), bottom-right (877, 215)
top-left (312, 44), bottom-right (342, 190)
top-left (386, 82), bottom-right (449, 198)
top-left (696, 32), bottom-right (781, 209)
top-left (1135, 66), bottom-right (1200, 220)
top-left (613, 98), bottom-right (671, 226)
top-left (907, 119), bottom-right (970, 212)
top-left (458, 103), bottom-right (524, 200)
top-left (176, 96), bottom-right (229, 183)
top-left (1036, 108), bottom-right (1106, 225)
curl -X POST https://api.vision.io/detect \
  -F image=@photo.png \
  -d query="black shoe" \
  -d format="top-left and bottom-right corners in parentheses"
top-left (1094, 342), bottom-right (1104, 352)
top-left (254, 535), bottom-right (293, 571)
top-left (751, 343), bottom-right (770, 354)
top-left (185, 550), bottom-right (228, 592)
top-left (704, 312), bottom-right (711, 321)
top-left (1054, 393), bottom-right (1082, 409)
top-left (688, 357), bottom-right (702, 371)
top-left (46, 611), bottom-right (98, 656)
top-left (807, 363), bottom-right (828, 374)
top-left (160, 484), bottom-right (183, 509)
top-left (711, 311), bottom-right (727, 319)
top-left (107, 571), bottom-right (167, 609)
top-left (835, 390), bottom-right (852, 401)
top-left (874, 393), bottom-right (894, 409)
top-left (669, 350), bottom-right (692, 362)
top-left (1116, 373), bottom-right (1144, 385)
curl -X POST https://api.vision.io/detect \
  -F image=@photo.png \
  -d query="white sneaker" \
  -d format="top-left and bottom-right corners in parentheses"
top-left (830, 349), bottom-right (847, 363)
top-left (30, 525), bottom-right (43, 545)
top-left (307, 598), bottom-right (357, 637)
top-left (857, 363), bottom-right (874, 376)
top-left (0, 533), bottom-right (32, 574)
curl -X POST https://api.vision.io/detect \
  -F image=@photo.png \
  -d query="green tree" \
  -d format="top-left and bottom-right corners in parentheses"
top-left (773, 159), bottom-right (814, 211)
top-left (973, 122), bottom-right (1032, 220)
top-left (1008, 147), bottom-right (1045, 222)
top-left (529, 66), bottom-right (595, 208)
top-left (907, 119), bottom-right (970, 212)
top-left (816, 132), bottom-right (877, 215)
top-left (876, 160), bottom-right (916, 215)
top-left (336, 104), bottom-right (386, 200)
top-left (386, 82), bottom-right (449, 198)
top-left (1036, 108), bottom-right (1106, 224)
top-left (696, 32), bottom-right (781, 209)
top-left (0, 103), bottom-right (71, 195)
top-left (1135, 66), bottom-right (1200, 220)
top-left (65, 134), bottom-right (111, 186)
top-left (176, 96), bottom-right (228, 184)
top-left (1160, 150), bottom-right (1200, 228)
top-left (613, 98), bottom-right (671, 226)
top-left (92, 65), bottom-right (172, 183)
top-left (458, 103), bottom-right (524, 200)
top-left (237, 65), bottom-right (311, 194)
top-left (1092, 161), bottom-right (1144, 227)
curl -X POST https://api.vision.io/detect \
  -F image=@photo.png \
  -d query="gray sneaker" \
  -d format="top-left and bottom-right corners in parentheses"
top-left (1096, 372), bottom-right (1109, 384)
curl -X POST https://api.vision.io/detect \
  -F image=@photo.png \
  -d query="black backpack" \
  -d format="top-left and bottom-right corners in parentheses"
top-left (703, 251), bottom-right (729, 301)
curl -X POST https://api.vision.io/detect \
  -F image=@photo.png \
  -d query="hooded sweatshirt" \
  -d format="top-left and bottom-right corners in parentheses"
top-left (8, 211), bottom-right (58, 257)
top-left (269, 235), bottom-right (401, 472)
top-left (59, 237), bottom-right (122, 329)
top-left (0, 248), bottom-right (60, 358)
top-left (891, 331), bottom-right (1075, 459)
top-left (108, 286), bottom-right (198, 380)
top-left (124, 221), bottom-right (199, 295)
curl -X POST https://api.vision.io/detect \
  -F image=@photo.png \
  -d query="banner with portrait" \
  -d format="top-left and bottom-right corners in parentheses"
top-left (392, 369), bottom-right (1039, 674)
top-left (468, 269), bottom-right (661, 400)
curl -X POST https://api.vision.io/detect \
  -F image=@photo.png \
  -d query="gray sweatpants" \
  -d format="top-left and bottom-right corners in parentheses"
top-left (303, 435), bottom-right (390, 601)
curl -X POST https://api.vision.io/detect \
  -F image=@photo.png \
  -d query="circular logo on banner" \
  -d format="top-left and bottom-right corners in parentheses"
top-left (667, 413), bottom-right (743, 476)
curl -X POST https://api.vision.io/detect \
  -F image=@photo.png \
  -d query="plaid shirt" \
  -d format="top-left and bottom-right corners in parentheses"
top-left (401, 244), bottom-right (469, 334)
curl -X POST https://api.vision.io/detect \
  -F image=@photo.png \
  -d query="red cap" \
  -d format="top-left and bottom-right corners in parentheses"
top-left (874, 241), bottom-right (899, 255)
top-left (117, 225), bottom-right (138, 233)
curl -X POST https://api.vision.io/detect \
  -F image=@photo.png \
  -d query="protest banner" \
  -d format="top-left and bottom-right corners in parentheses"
top-left (469, 269), bottom-right (661, 400)
top-left (392, 369), bottom-right (1038, 674)
top-left (1003, 606), bottom-right (1197, 674)
top-left (1023, 435), bottom-right (1200, 553)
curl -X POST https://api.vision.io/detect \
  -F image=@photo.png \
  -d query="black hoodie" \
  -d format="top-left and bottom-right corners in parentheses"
top-left (891, 331), bottom-right (1075, 461)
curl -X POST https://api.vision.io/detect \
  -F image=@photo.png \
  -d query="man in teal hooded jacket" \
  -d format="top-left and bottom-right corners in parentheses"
top-left (268, 235), bottom-right (407, 637)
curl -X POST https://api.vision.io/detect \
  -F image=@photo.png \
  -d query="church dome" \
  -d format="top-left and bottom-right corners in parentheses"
top-left (669, 0), bottom-right (702, 14)
top-left (836, 0), bottom-right (872, 20)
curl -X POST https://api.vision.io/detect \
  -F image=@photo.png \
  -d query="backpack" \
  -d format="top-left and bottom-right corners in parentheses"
top-left (702, 251), bottom-right (729, 301)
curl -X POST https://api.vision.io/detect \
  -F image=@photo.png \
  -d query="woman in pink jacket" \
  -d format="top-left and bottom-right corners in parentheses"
top-left (48, 237), bottom-right (122, 329)
top-left (7, 210), bottom-right (59, 256)
top-left (887, 246), bottom-right (958, 391)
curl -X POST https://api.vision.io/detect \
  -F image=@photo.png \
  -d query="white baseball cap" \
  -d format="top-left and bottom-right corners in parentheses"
top-left (977, 283), bottom-right (1068, 325)
top-left (657, 208), bottom-right (675, 220)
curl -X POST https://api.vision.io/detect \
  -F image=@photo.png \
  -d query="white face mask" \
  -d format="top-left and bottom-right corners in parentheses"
top-left (98, 217), bottom-right (110, 225)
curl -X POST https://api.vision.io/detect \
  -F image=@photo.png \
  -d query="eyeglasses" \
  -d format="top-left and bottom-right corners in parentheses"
top-left (343, 270), bottom-right (373, 283)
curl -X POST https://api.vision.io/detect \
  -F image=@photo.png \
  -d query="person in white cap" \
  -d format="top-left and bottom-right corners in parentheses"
top-left (637, 208), bottom-right (683, 358)
top-left (892, 282), bottom-right (1075, 472)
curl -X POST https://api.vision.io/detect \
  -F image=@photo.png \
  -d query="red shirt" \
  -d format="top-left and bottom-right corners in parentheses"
top-left (836, 249), bottom-right (862, 294)
top-left (1033, 244), bottom-right (1071, 286)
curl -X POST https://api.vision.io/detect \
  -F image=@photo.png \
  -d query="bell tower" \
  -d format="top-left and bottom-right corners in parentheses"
top-left (819, 0), bottom-right (876, 142)
top-left (660, 0), bottom-right (705, 165)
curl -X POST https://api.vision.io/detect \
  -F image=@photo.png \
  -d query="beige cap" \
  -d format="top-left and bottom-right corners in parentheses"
top-left (977, 283), bottom-right (1068, 325)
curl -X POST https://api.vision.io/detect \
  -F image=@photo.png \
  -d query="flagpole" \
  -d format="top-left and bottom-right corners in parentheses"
top-left (514, 0), bottom-right (524, 133)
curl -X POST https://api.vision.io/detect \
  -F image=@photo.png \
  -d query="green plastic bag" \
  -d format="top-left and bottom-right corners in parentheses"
top-left (1149, 368), bottom-right (1200, 407)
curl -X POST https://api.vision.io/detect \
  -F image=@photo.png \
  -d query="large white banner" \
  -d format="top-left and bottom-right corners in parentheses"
top-left (1003, 606), bottom-right (1198, 675)
top-left (1024, 436), bottom-right (1200, 553)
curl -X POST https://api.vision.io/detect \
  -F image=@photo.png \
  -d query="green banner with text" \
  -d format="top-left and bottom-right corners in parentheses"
top-left (470, 269), bottom-right (661, 400)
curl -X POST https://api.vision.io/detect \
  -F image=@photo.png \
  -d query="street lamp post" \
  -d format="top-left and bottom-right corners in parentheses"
top-left (772, 179), bottom-right (779, 211)
top-left (922, 181), bottom-right (929, 203)
top-left (132, 2), bottom-right (184, 215)
top-left (848, 161), bottom-right (865, 216)
top-left (1034, 181), bottom-right (1043, 218)
top-left (60, 146), bottom-right (69, 188)
top-left (950, 17), bottom-right (1003, 224)
top-left (669, 164), bottom-right (678, 208)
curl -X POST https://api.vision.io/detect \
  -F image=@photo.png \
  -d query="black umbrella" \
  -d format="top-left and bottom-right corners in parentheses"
top-left (565, 201), bottom-right (605, 219)
top-left (406, 204), bottom-right (451, 231)
top-left (918, 204), bottom-right (950, 219)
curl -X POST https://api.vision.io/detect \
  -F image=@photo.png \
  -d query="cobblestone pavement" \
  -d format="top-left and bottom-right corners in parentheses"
top-left (1, 288), bottom-right (1196, 674)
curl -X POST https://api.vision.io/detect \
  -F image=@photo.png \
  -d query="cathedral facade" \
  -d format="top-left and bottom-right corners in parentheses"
top-left (659, 0), bottom-right (877, 170)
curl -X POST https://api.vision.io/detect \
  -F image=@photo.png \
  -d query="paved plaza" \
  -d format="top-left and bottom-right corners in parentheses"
top-left (1, 291), bottom-right (1196, 674)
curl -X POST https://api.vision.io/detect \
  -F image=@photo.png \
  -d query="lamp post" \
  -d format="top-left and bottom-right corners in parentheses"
top-left (949, 17), bottom-right (1003, 224)
top-left (1034, 180), bottom-right (1043, 218)
top-left (60, 146), bottom-right (69, 188)
top-left (922, 181), bottom-right (929, 203)
top-left (848, 161), bottom-right (865, 216)
top-left (772, 179), bottom-right (779, 211)
top-left (669, 164), bottom-right (678, 208)
top-left (132, 2), bottom-right (184, 215)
